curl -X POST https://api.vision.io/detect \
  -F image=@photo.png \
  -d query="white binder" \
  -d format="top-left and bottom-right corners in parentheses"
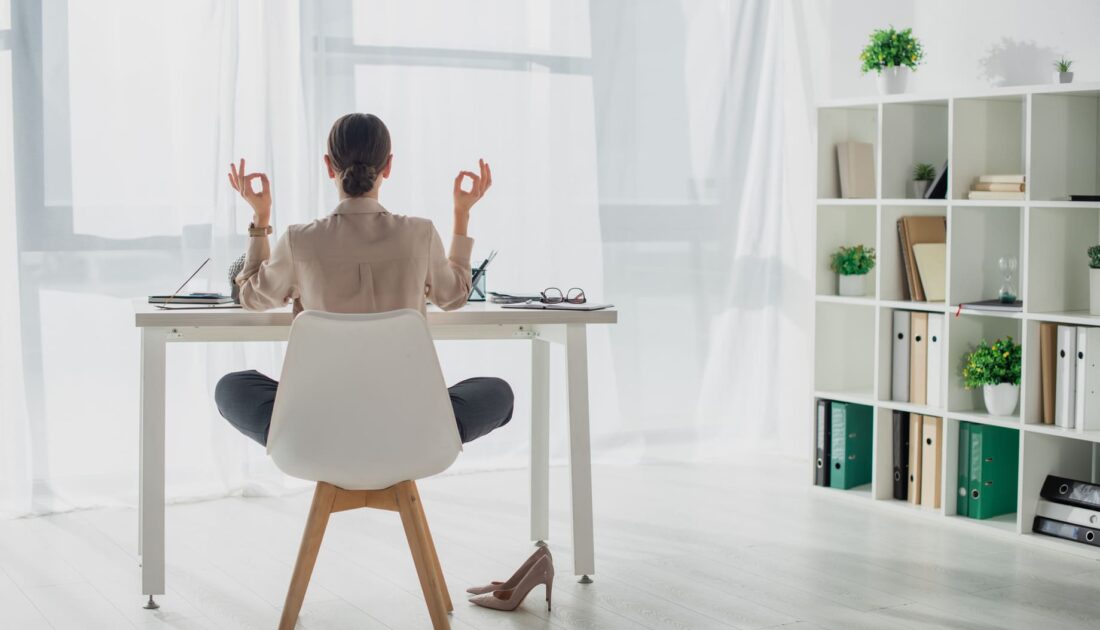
top-left (1075, 327), bottom-right (1100, 432)
top-left (1056, 325), bottom-right (1077, 429)
top-left (1037, 499), bottom-right (1100, 528)
top-left (892, 310), bottom-right (910, 402)
top-left (926, 313), bottom-right (944, 408)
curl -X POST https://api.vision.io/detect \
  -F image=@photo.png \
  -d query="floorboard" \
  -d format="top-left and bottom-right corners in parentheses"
top-left (1, 457), bottom-right (1098, 629)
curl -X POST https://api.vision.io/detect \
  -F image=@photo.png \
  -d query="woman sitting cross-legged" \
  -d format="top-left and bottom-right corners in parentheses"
top-left (215, 112), bottom-right (513, 446)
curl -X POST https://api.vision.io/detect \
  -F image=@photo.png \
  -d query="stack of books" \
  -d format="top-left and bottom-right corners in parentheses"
top-left (1034, 475), bottom-right (1100, 548)
top-left (1039, 323), bottom-right (1100, 430)
top-left (968, 174), bottom-right (1025, 200)
top-left (956, 422), bottom-right (1018, 519)
top-left (813, 400), bottom-right (872, 490)
top-left (890, 412), bottom-right (943, 508)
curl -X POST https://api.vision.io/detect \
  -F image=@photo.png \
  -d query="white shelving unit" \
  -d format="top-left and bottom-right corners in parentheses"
top-left (813, 83), bottom-right (1100, 560)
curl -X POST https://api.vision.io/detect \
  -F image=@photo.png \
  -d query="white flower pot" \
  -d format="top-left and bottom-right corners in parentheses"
top-left (838, 273), bottom-right (866, 297)
top-left (1090, 268), bottom-right (1100, 315)
top-left (910, 180), bottom-right (930, 199)
top-left (1054, 71), bottom-right (1074, 84)
top-left (877, 66), bottom-right (910, 95)
top-left (982, 383), bottom-right (1019, 417)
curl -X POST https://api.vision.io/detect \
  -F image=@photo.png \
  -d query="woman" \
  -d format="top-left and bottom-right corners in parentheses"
top-left (214, 113), bottom-right (514, 446)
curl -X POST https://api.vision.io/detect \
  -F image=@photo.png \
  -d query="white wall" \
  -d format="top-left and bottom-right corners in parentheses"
top-left (817, 0), bottom-right (1100, 98)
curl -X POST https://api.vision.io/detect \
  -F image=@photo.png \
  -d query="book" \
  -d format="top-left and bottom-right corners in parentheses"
top-left (909, 312), bottom-right (928, 405)
top-left (912, 243), bottom-right (946, 302)
top-left (973, 182), bottom-right (1025, 192)
top-left (897, 216), bottom-right (947, 302)
top-left (829, 402), bottom-right (873, 490)
top-left (924, 160), bottom-right (948, 200)
top-left (1040, 322), bottom-right (1058, 424)
top-left (968, 190), bottom-right (1025, 200)
top-left (836, 142), bottom-right (875, 199)
top-left (892, 310), bottom-right (910, 402)
top-left (979, 175), bottom-right (1025, 184)
top-left (959, 299), bottom-right (1022, 312)
top-left (1056, 326), bottom-right (1077, 429)
top-left (919, 416), bottom-right (942, 509)
top-left (1069, 195), bottom-right (1100, 202)
top-left (966, 424), bottom-right (1019, 520)
top-left (957, 422), bottom-right (971, 517)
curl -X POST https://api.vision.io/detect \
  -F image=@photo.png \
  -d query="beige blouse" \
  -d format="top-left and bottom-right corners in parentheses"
top-left (236, 197), bottom-right (473, 315)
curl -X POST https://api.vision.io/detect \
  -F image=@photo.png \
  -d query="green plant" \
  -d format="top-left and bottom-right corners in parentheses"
top-left (860, 27), bottom-right (924, 74)
top-left (963, 337), bottom-right (1022, 389)
top-left (1088, 245), bottom-right (1100, 269)
top-left (912, 163), bottom-right (936, 181)
top-left (1055, 57), bottom-right (1074, 73)
top-left (830, 245), bottom-right (876, 276)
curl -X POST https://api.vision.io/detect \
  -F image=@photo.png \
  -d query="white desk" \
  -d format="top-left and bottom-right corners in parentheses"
top-left (132, 300), bottom-right (617, 607)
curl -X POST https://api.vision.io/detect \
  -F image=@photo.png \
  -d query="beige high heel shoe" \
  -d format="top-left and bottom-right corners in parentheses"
top-left (468, 555), bottom-right (554, 612)
top-left (466, 546), bottom-right (552, 595)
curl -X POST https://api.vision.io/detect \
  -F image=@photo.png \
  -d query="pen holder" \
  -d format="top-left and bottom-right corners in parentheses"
top-left (228, 254), bottom-right (245, 304)
top-left (469, 269), bottom-right (487, 302)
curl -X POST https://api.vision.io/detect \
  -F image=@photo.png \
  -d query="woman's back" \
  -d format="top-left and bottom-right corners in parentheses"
top-left (237, 196), bottom-right (473, 315)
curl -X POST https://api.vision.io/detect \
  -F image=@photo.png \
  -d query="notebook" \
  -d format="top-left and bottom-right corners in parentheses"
top-left (912, 243), bottom-right (946, 302)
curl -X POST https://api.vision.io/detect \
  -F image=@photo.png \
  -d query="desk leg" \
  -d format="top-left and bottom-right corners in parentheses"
top-left (140, 328), bottom-right (167, 607)
top-left (565, 324), bottom-right (594, 581)
top-left (530, 339), bottom-right (550, 545)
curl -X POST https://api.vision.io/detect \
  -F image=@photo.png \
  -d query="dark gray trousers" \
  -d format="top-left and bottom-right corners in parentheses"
top-left (214, 370), bottom-right (514, 446)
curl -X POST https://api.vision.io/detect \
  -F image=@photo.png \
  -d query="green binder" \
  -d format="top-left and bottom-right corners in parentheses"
top-left (957, 422), bottom-right (971, 517)
top-left (829, 402), bottom-right (873, 490)
top-left (967, 424), bottom-right (1019, 520)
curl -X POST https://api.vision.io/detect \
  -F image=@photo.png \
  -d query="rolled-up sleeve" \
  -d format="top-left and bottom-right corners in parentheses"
top-left (236, 230), bottom-right (298, 311)
top-left (425, 223), bottom-right (473, 311)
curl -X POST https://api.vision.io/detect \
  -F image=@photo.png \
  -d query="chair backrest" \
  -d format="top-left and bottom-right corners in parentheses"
top-left (267, 309), bottom-right (461, 490)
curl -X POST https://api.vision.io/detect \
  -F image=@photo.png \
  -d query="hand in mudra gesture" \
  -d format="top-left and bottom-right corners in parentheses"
top-left (228, 158), bottom-right (272, 226)
top-left (453, 159), bottom-right (492, 216)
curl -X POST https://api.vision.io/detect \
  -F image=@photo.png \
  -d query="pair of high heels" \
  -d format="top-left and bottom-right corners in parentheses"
top-left (466, 546), bottom-right (554, 611)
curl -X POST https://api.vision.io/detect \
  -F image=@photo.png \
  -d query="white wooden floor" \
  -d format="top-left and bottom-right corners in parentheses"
top-left (2, 455), bottom-right (1100, 630)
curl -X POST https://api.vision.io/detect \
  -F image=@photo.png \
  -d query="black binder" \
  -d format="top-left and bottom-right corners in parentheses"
top-left (815, 399), bottom-right (831, 487)
top-left (1040, 475), bottom-right (1100, 510)
top-left (1032, 516), bottom-right (1100, 547)
top-left (892, 411), bottom-right (911, 500)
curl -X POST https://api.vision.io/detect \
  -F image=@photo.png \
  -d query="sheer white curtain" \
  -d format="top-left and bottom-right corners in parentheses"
top-left (1, 0), bottom-right (819, 517)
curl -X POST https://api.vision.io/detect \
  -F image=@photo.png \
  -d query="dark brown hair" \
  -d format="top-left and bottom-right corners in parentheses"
top-left (327, 113), bottom-right (391, 197)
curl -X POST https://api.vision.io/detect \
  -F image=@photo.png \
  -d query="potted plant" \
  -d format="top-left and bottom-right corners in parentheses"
top-left (911, 163), bottom-right (935, 198)
top-left (1054, 57), bottom-right (1074, 84)
top-left (830, 244), bottom-right (876, 297)
top-left (860, 26), bottom-right (924, 95)
top-left (1089, 245), bottom-right (1100, 314)
top-left (963, 337), bottom-right (1022, 417)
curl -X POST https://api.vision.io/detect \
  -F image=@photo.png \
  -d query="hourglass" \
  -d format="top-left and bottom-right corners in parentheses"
top-left (998, 255), bottom-right (1018, 303)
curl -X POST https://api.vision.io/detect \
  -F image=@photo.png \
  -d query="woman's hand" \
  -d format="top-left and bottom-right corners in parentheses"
top-left (453, 158), bottom-right (492, 215)
top-left (228, 159), bottom-right (272, 227)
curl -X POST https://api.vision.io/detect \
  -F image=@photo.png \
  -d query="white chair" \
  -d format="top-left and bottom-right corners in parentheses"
top-left (268, 309), bottom-right (462, 630)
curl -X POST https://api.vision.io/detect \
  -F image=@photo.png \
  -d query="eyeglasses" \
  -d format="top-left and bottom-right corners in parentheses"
top-left (540, 287), bottom-right (586, 304)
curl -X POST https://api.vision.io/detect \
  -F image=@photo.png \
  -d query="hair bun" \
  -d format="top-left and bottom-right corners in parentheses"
top-left (341, 162), bottom-right (377, 197)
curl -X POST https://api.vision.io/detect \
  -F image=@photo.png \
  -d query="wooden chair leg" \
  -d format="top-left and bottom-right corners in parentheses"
top-left (408, 483), bottom-right (453, 612)
top-left (396, 481), bottom-right (450, 630)
top-left (280, 482), bottom-right (337, 630)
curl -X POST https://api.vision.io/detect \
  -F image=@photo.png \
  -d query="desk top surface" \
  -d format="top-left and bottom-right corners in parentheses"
top-left (133, 300), bottom-right (617, 328)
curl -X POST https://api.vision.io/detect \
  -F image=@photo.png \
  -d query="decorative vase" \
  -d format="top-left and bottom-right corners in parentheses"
top-left (877, 66), bottom-right (910, 95)
top-left (909, 180), bottom-right (930, 199)
top-left (982, 383), bottom-right (1019, 417)
top-left (1091, 268), bottom-right (1100, 315)
top-left (1054, 71), bottom-right (1074, 84)
top-left (838, 273), bottom-right (866, 297)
